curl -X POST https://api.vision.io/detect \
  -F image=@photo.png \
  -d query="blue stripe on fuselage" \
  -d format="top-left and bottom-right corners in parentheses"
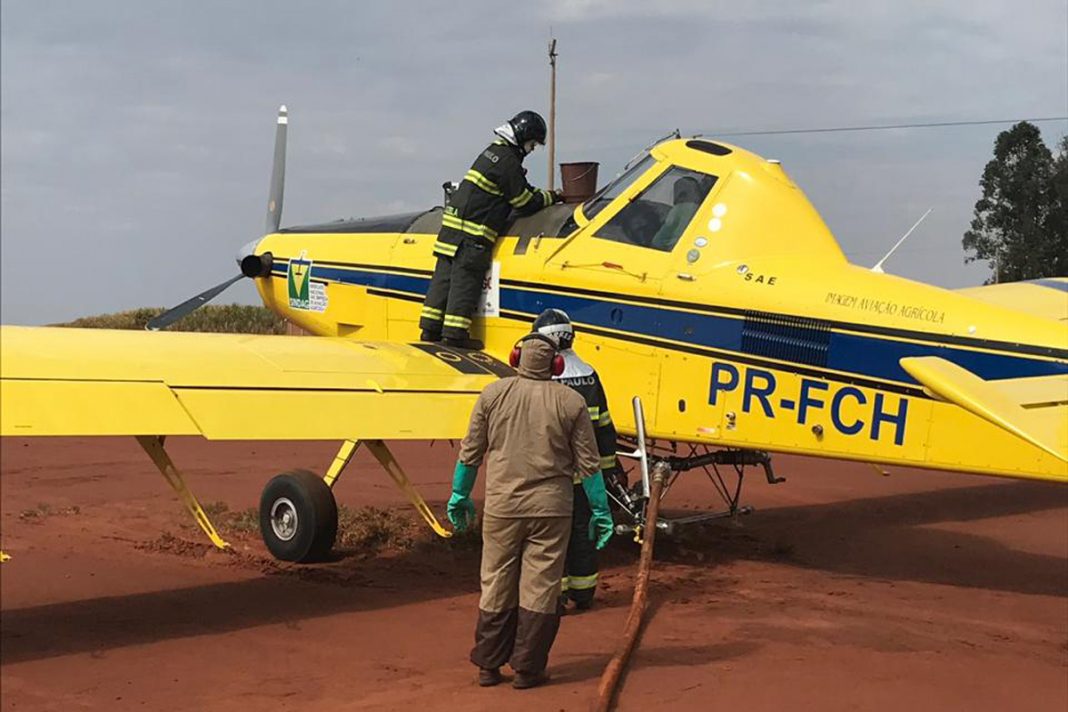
top-left (270, 263), bottom-right (1067, 385)
top-left (826, 332), bottom-right (1061, 383)
top-left (499, 286), bottom-right (1065, 383)
top-left (274, 262), bottom-right (430, 295)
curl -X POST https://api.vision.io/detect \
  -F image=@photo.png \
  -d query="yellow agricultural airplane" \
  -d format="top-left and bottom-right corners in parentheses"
top-left (2, 107), bottom-right (1066, 562)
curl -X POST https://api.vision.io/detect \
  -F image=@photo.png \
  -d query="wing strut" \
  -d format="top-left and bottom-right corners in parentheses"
top-left (322, 439), bottom-right (454, 539)
top-left (135, 436), bottom-right (230, 550)
top-left (324, 438), bottom-right (360, 488)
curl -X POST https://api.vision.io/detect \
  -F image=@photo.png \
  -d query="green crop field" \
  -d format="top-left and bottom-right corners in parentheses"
top-left (56, 304), bottom-right (289, 334)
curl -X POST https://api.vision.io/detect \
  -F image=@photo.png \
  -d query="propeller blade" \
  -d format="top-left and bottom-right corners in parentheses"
top-left (265, 104), bottom-right (288, 234)
top-left (147, 274), bottom-right (245, 331)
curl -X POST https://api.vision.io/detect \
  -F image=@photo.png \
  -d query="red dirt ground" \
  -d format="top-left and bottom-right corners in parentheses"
top-left (1, 437), bottom-right (1066, 711)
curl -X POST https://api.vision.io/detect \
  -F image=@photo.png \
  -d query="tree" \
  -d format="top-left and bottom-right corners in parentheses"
top-left (962, 122), bottom-right (1068, 283)
top-left (1048, 134), bottom-right (1068, 260)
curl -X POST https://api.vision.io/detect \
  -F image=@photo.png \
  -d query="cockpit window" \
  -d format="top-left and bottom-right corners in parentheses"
top-left (580, 155), bottom-right (656, 221)
top-left (593, 166), bottom-right (717, 252)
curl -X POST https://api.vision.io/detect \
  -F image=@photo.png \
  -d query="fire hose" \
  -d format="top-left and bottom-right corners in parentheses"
top-left (594, 462), bottom-right (668, 712)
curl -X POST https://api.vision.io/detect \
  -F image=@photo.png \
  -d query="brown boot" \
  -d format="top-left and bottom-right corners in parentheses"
top-left (478, 667), bottom-right (503, 687)
top-left (512, 670), bottom-right (550, 689)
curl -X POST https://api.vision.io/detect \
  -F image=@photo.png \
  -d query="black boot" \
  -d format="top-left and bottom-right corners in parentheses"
top-left (513, 670), bottom-right (550, 689)
top-left (478, 667), bottom-right (503, 687)
top-left (419, 329), bottom-right (442, 343)
top-left (443, 336), bottom-right (484, 350)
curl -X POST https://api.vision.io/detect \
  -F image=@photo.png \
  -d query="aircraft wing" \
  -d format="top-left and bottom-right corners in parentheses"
top-left (956, 278), bottom-right (1068, 322)
top-left (901, 355), bottom-right (1068, 463)
top-left (0, 326), bottom-right (507, 439)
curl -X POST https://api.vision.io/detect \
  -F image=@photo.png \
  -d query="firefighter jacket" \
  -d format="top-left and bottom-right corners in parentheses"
top-left (433, 139), bottom-right (555, 258)
top-left (552, 350), bottom-right (622, 478)
top-left (458, 338), bottom-right (601, 518)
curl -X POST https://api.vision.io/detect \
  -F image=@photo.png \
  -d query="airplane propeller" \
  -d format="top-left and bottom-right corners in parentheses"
top-left (147, 105), bottom-right (288, 331)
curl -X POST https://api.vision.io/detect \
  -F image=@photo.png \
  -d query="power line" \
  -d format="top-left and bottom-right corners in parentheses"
top-left (704, 116), bottom-right (1068, 138)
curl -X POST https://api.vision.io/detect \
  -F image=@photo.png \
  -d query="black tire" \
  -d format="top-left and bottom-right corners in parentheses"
top-left (259, 470), bottom-right (338, 562)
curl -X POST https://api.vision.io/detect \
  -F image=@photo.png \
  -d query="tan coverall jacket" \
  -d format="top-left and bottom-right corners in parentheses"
top-left (460, 338), bottom-right (601, 674)
top-left (458, 340), bottom-right (601, 517)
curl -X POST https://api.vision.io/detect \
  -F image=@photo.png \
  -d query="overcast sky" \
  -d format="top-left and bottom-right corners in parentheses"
top-left (2, 0), bottom-right (1066, 324)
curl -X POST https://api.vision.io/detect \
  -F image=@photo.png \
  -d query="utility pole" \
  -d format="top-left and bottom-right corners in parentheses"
top-left (547, 37), bottom-right (558, 191)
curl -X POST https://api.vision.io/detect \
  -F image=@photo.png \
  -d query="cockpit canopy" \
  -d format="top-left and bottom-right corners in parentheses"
top-left (277, 136), bottom-right (846, 266)
top-left (589, 159), bottom-right (718, 252)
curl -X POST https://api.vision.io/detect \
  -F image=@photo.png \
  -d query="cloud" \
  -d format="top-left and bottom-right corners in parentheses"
top-left (379, 136), bottom-right (419, 157)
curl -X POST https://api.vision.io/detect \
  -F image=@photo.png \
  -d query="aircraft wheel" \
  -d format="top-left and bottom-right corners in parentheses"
top-left (259, 470), bottom-right (338, 562)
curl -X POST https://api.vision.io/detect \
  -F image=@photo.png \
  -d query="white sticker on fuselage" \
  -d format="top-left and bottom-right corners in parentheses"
top-left (287, 252), bottom-right (328, 313)
top-left (475, 260), bottom-right (501, 318)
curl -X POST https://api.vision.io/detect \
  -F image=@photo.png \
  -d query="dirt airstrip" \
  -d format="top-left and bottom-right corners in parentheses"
top-left (1, 437), bottom-right (1066, 711)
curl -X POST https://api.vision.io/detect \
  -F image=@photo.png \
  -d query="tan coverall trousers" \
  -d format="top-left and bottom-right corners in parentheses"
top-left (470, 513), bottom-right (570, 673)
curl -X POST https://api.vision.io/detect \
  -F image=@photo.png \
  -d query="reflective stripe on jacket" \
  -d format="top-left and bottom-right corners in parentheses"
top-left (555, 365), bottom-right (622, 483)
top-left (433, 140), bottom-right (553, 257)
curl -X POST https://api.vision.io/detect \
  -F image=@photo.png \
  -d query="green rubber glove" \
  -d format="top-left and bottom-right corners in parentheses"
top-left (447, 461), bottom-right (478, 531)
top-left (581, 470), bottom-right (614, 550)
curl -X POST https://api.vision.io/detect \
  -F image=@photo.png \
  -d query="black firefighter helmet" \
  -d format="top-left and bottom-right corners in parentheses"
top-left (532, 308), bottom-right (574, 350)
top-left (510, 110), bottom-right (548, 147)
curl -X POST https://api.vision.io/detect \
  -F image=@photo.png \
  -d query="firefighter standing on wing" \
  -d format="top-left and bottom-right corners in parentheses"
top-left (446, 334), bottom-right (614, 689)
top-left (532, 309), bottom-right (622, 610)
top-left (420, 111), bottom-right (562, 349)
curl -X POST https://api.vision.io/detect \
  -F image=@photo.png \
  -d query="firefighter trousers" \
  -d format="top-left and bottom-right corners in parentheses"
top-left (563, 483), bottom-right (598, 606)
top-left (419, 237), bottom-right (492, 340)
top-left (471, 514), bottom-right (569, 674)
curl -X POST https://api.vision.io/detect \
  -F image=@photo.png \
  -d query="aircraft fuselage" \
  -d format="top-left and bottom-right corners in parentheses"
top-left (250, 139), bottom-right (1068, 481)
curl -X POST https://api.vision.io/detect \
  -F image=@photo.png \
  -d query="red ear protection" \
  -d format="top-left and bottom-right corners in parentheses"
top-left (551, 353), bottom-right (565, 377)
top-left (510, 334), bottom-right (565, 376)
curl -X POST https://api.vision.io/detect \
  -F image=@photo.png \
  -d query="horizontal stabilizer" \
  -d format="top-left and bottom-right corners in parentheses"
top-left (956, 278), bottom-right (1068, 322)
top-left (900, 356), bottom-right (1068, 463)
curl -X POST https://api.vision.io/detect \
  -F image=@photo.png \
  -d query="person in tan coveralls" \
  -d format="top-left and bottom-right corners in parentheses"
top-left (446, 333), bottom-right (603, 689)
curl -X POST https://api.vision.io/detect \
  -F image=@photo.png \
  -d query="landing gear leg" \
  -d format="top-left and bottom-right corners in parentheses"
top-left (135, 435), bottom-right (229, 550)
top-left (608, 402), bottom-right (785, 539)
top-left (653, 449), bottom-right (783, 535)
top-left (323, 438), bottom-right (360, 489)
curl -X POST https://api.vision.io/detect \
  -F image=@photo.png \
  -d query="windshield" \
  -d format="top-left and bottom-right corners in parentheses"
top-left (580, 154), bottom-right (656, 222)
top-left (593, 166), bottom-right (717, 252)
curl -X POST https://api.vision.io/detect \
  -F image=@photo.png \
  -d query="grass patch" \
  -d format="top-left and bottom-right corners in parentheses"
top-left (337, 506), bottom-right (418, 552)
top-left (209, 503), bottom-right (482, 557)
top-left (193, 503), bottom-right (259, 536)
top-left (19, 503), bottom-right (80, 521)
top-left (226, 508), bottom-right (261, 535)
top-left (202, 500), bottom-right (230, 517)
top-left (55, 304), bottom-right (287, 334)
top-left (136, 531), bottom-right (215, 558)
